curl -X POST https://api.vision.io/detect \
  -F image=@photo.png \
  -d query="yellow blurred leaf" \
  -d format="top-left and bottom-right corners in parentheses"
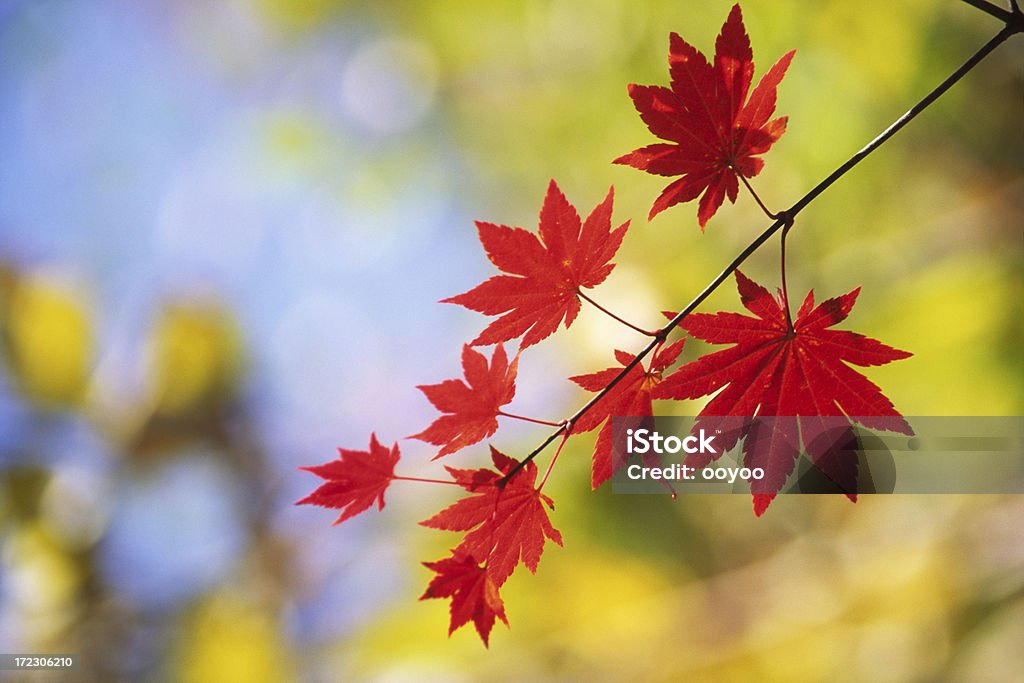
top-left (177, 594), bottom-right (293, 683)
top-left (2, 274), bottom-right (93, 408)
top-left (148, 303), bottom-right (244, 417)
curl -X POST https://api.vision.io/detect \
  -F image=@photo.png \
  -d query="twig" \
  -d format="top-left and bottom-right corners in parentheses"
top-left (502, 24), bottom-right (1018, 484)
top-left (960, 0), bottom-right (1015, 23)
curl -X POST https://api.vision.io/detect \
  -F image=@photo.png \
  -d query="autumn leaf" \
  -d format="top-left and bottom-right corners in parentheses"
top-left (297, 433), bottom-right (400, 525)
top-left (614, 4), bottom-right (795, 228)
top-left (442, 180), bottom-right (629, 348)
top-left (421, 447), bottom-right (562, 586)
top-left (421, 551), bottom-right (508, 646)
top-left (570, 339), bottom-right (686, 488)
top-left (655, 271), bottom-right (912, 514)
top-left (411, 344), bottom-right (518, 459)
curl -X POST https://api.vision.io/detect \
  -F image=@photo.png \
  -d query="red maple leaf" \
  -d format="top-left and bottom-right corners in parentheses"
top-left (421, 551), bottom-right (508, 646)
top-left (411, 344), bottom-right (518, 458)
top-left (655, 271), bottom-right (912, 514)
top-left (570, 339), bottom-right (686, 488)
top-left (297, 434), bottom-right (400, 525)
top-left (442, 180), bottom-right (629, 348)
top-left (421, 447), bottom-right (562, 586)
top-left (614, 4), bottom-right (795, 228)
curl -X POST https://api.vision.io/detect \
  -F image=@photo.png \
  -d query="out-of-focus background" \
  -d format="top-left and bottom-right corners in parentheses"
top-left (0, 0), bottom-right (1021, 680)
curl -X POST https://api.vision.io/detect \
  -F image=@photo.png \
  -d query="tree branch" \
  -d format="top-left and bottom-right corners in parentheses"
top-left (502, 25), bottom-right (1018, 484)
top-left (959, 0), bottom-right (1015, 24)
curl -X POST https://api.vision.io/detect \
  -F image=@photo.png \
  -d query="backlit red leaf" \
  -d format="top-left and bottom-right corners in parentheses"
top-left (570, 339), bottom-right (686, 488)
top-left (614, 4), bottom-right (795, 228)
top-left (411, 344), bottom-right (518, 458)
top-left (421, 447), bottom-right (562, 586)
top-left (442, 180), bottom-right (629, 348)
top-left (655, 271), bottom-right (912, 514)
top-left (421, 551), bottom-right (508, 646)
top-left (297, 434), bottom-right (400, 525)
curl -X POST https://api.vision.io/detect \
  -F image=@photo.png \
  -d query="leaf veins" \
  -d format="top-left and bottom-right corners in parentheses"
top-left (655, 271), bottom-right (912, 514)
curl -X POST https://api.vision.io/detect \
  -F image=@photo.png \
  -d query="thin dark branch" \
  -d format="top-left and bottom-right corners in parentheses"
top-left (503, 25), bottom-right (1018, 483)
top-left (960, 0), bottom-right (1015, 23)
top-left (788, 24), bottom-right (1016, 219)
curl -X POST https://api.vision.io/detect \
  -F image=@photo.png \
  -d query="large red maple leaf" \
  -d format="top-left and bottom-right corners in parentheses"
top-left (442, 180), bottom-right (629, 348)
top-left (297, 434), bottom-right (400, 525)
top-left (614, 4), bottom-right (795, 228)
top-left (421, 447), bottom-right (562, 586)
top-left (655, 271), bottom-right (912, 514)
top-left (420, 551), bottom-right (508, 646)
top-left (411, 344), bottom-right (518, 458)
top-left (570, 339), bottom-right (687, 488)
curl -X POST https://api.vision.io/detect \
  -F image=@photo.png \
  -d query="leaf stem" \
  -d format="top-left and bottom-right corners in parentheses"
top-left (578, 290), bottom-right (659, 336)
top-left (393, 475), bottom-right (461, 486)
top-left (538, 432), bottom-right (570, 491)
top-left (736, 171), bottom-right (780, 220)
top-left (502, 25), bottom-right (1017, 484)
top-left (779, 215), bottom-right (796, 332)
top-left (497, 411), bottom-right (563, 428)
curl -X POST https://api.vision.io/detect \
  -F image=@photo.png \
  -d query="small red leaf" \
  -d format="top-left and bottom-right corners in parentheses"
top-left (421, 447), bottom-right (562, 586)
top-left (421, 551), bottom-right (509, 646)
top-left (442, 180), bottom-right (629, 348)
top-left (297, 434), bottom-right (400, 525)
top-left (411, 344), bottom-right (518, 458)
top-left (614, 4), bottom-right (795, 228)
top-left (569, 339), bottom-right (686, 488)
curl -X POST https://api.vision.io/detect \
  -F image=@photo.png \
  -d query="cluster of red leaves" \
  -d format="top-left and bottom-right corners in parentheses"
top-left (421, 448), bottom-right (562, 644)
top-left (298, 3), bottom-right (913, 646)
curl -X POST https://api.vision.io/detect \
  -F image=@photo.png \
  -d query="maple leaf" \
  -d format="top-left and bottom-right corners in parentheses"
top-left (655, 271), bottom-right (912, 514)
top-left (570, 339), bottom-right (686, 488)
top-left (442, 180), bottom-right (629, 348)
top-left (421, 447), bottom-right (562, 586)
top-left (421, 551), bottom-right (508, 646)
top-left (297, 433), bottom-right (400, 525)
top-left (614, 4), bottom-right (795, 228)
top-left (411, 344), bottom-right (518, 459)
